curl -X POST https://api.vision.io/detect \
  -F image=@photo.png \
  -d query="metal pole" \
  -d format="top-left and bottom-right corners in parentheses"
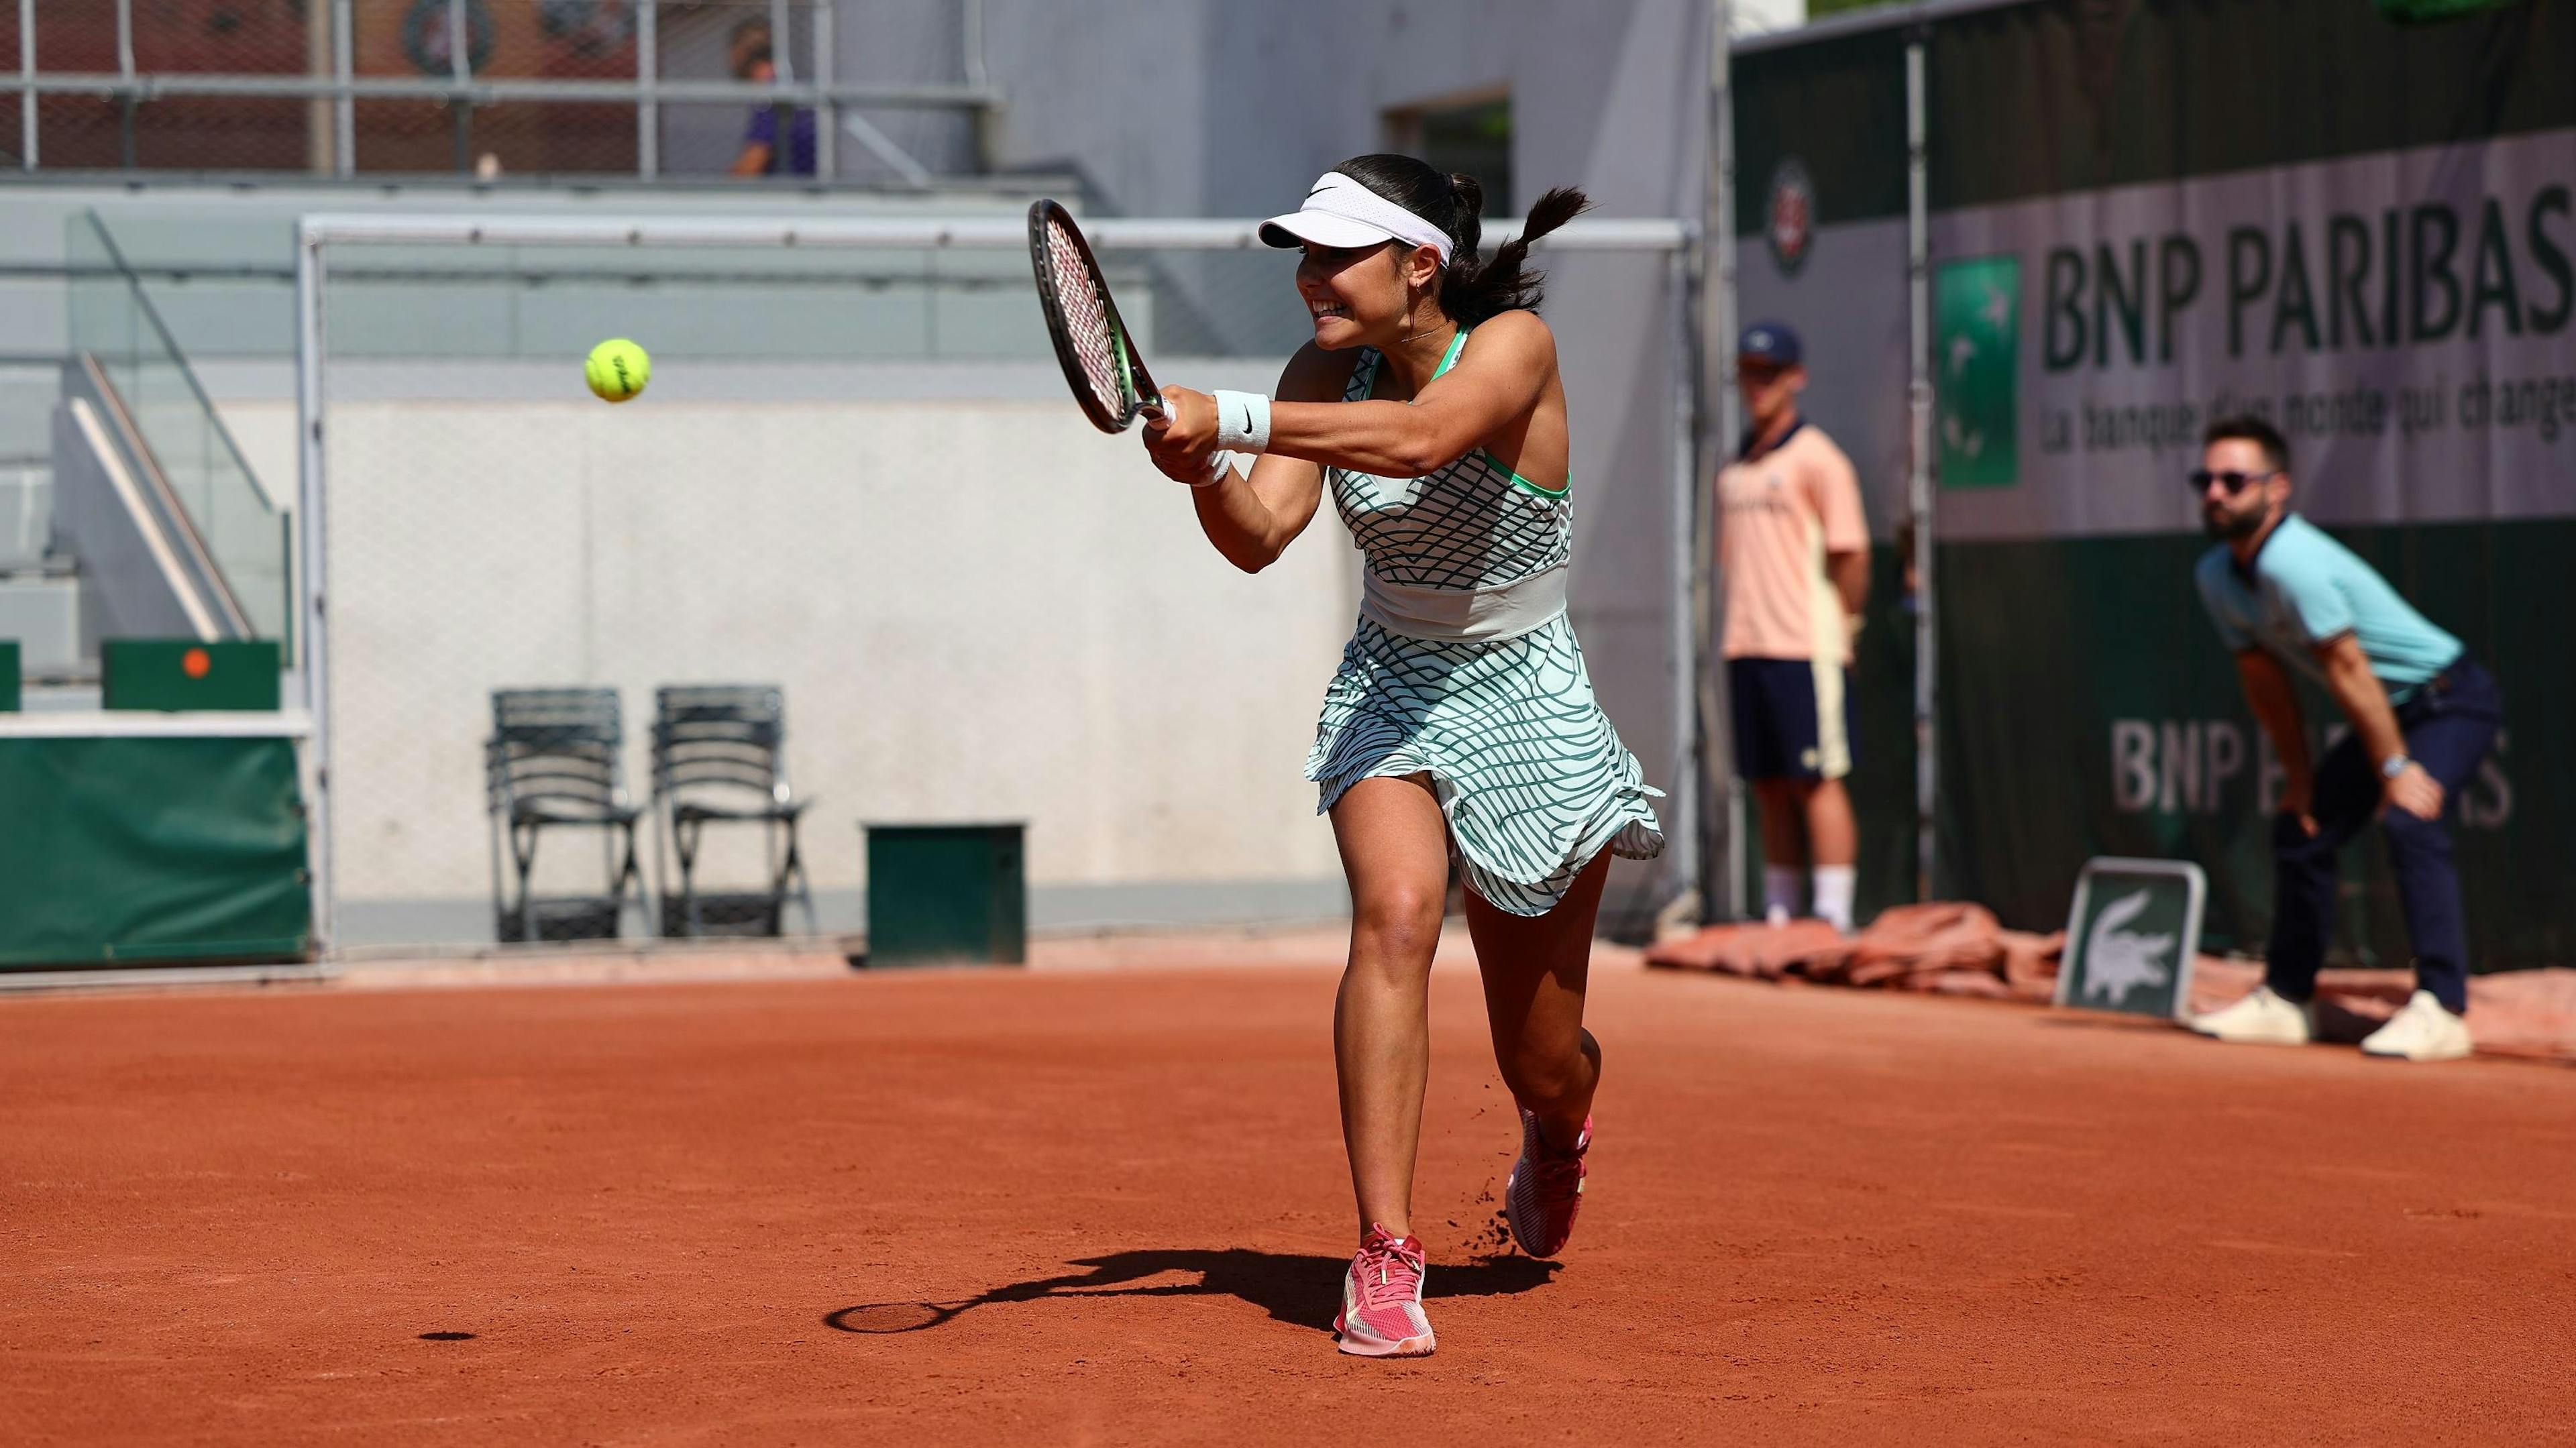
top-left (1906, 32), bottom-right (1937, 901)
top-left (813, 1), bottom-right (836, 180)
top-left (0, 74), bottom-right (996, 106)
top-left (965, 0), bottom-right (992, 173)
top-left (636, 0), bottom-right (657, 179)
top-left (448, 0), bottom-right (470, 174)
top-left (768, 0), bottom-right (793, 178)
top-left (295, 225), bottom-right (336, 954)
top-left (1666, 244), bottom-right (1702, 921)
top-left (17, 0), bottom-right (35, 170)
top-left (294, 211), bottom-right (1681, 249)
top-left (331, 0), bottom-right (354, 176)
top-left (1709, 0), bottom-right (1745, 922)
top-left (306, 0), bottom-right (333, 173)
top-left (115, 0), bottom-right (136, 169)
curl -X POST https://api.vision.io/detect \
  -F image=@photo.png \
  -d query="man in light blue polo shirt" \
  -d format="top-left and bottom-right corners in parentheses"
top-left (2186, 416), bottom-right (2503, 1062)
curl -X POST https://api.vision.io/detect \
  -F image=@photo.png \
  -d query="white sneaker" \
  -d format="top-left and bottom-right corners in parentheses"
top-left (2359, 990), bottom-right (2474, 1062)
top-left (2190, 985), bottom-right (2313, 1046)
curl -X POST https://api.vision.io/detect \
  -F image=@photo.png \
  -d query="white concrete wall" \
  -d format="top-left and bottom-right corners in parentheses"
top-left (227, 386), bottom-right (1358, 942)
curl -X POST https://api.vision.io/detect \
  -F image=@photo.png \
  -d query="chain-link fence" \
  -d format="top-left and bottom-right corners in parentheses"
top-left (0, 0), bottom-right (989, 179)
top-left (296, 213), bottom-right (1690, 954)
top-left (300, 215), bottom-right (1377, 952)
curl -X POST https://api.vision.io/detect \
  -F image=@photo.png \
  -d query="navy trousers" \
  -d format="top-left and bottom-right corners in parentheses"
top-left (2267, 656), bottom-right (2502, 1015)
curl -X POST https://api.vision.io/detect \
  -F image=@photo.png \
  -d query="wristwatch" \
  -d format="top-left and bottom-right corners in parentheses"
top-left (2379, 753), bottom-right (2414, 781)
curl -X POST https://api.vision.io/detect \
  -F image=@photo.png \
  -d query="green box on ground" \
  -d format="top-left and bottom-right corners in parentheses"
top-left (863, 822), bottom-right (1026, 968)
top-left (1, 640), bottom-right (17, 712)
top-left (2055, 858), bottom-right (2206, 1021)
top-left (102, 639), bottom-right (281, 712)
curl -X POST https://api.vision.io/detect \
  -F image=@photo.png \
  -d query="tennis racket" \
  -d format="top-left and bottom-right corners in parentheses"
top-left (1028, 199), bottom-right (1171, 433)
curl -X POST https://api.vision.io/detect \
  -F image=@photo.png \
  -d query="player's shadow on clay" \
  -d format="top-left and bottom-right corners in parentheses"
top-left (823, 1247), bottom-right (1556, 1336)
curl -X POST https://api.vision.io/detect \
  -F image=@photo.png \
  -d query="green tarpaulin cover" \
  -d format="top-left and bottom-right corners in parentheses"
top-left (0, 736), bottom-right (310, 967)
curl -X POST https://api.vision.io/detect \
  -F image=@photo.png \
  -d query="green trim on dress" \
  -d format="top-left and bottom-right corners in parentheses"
top-left (1381, 326), bottom-right (1572, 497)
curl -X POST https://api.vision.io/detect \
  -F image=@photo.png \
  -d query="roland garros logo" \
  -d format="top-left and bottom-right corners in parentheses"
top-left (1767, 156), bottom-right (1815, 276)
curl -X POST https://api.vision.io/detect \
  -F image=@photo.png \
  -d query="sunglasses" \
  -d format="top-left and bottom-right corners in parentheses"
top-left (2188, 468), bottom-right (2280, 494)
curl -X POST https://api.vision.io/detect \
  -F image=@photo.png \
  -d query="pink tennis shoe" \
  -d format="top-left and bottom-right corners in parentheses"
top-left (1334, 1224), bottom-right (1434, 1357)
top-left (1503, 1108), bottom-right (1589, 1258)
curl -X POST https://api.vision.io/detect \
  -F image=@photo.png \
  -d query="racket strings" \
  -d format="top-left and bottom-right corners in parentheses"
top-left (1044, 221), bottom-right (1128, 417)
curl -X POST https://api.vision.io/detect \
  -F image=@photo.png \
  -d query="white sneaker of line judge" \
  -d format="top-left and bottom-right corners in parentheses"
top-left (2189, 985), bottom-right (2313, 1046)
top-left (2359, 990), bottom-right (2475, 1063)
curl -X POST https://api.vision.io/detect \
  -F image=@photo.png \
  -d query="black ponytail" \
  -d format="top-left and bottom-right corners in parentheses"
top-left (1333, 152), bottom-right (1591, 325)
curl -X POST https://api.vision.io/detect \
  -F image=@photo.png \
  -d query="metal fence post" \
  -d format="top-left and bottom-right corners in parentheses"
top-left (1906, 30), bottom-right (1937, 902)
top-left (116, 0), bottom-right (136, 169)
top-left (1667, 242), bottom-right (1703, 922)
top-left (295, 224), bottom-right (336, 954)
top-left (637, 0), bottom-right (657, 180)
top-left (965, 0), bottom-right (991, 172)
top-left (767, 0), bottom-right (793, 179)
top-left (1708, 0), bottom-right (1744, 922)
top-left (17, 0), bottom-right (34, 170)
top-left (449, 0), bottom-right (470, 174)
top-left (332, 0), bottom-right (354, 176)
top-left (306, 0), bottom-right (332, 173)
top-left (814, 1), bottom-right (837, 180)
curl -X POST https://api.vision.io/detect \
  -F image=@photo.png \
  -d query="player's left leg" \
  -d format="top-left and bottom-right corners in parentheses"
top-left (2361, 660), bottom-right (2502, 1061)
top-left (1804, 777), bottom-right (1858, 932)
top-left (1804, 659), bottom-right (1860, 932)
top-left (1468, 850), bottom-right (1611, 1258)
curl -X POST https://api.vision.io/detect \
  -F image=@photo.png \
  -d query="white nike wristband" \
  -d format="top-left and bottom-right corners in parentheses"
top-left (1211, 390), bottom-right (1273, 453)
top-left (1189, 449), bottom-right (1238, 488)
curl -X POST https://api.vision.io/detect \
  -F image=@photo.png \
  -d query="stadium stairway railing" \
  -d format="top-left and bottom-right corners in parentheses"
top-left (50, 211), bottom-right (291, 668)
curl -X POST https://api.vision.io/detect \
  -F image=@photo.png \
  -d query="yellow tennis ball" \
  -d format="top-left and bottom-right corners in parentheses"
top-left (585, 338), bottom-right (650, 402)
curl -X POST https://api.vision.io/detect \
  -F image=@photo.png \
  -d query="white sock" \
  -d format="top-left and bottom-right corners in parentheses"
top-left (1812, 865), bottom-right (1856, 934)
top-left (1762, 866), bottom-right (1802, 926)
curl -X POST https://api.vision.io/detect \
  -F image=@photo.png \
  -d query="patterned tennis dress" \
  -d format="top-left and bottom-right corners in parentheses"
top-left (1306, 325), bottom-right (1664, 917)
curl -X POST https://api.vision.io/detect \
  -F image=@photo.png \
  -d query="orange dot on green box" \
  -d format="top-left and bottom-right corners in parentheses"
top-left (101, 640), bottom-right (282, 712)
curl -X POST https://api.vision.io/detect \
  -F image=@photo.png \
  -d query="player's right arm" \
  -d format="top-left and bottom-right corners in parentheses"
top-left (1147, 343), bottom-right (1348, 574)
top-left (2234, 648), bottom-right (2314, 824)
top-left (731, 109), bottom-right (775, 176)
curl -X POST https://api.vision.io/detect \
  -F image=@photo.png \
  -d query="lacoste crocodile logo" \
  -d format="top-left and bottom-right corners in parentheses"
top-left (2083, 888), bottom-right (2174, 1007)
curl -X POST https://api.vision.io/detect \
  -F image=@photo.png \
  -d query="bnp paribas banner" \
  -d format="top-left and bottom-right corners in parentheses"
top-left (1732, 0), bottom-right (2575, 968)
top-left (1924, 128), bottom-right (2574, 970)
top-left (1931, 129), bottom-right (2573, 539)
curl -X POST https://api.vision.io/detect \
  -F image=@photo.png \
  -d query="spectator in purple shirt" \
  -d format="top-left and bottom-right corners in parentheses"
top-left (729, 22), bottom-right (816, 178)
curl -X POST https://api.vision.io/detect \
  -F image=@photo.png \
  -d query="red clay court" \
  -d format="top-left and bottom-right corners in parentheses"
top-left (5, 940), bottom-right (2573, 1445)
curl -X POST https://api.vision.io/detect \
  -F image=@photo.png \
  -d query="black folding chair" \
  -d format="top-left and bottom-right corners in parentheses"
top-left (649, 684), bottom-right (816, 938)
top-left (484, 687), bottom-right (649, 943)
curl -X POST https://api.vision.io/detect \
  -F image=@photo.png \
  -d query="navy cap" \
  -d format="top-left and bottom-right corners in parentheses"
top-left (1738, 321), bottom-right (1802, 366)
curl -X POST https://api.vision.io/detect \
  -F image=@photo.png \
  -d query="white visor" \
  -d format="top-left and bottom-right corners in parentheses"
top-left (1259, 172), bottom-right (1454, 264)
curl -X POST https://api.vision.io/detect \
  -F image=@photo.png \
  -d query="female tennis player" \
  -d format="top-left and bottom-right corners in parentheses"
top-left (1142, 155), bottom-right (1662, 1358)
